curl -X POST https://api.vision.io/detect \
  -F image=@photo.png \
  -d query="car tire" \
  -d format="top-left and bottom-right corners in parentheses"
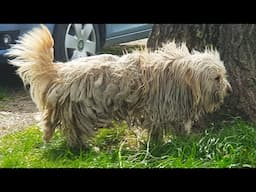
top-left (53, 24), bottom-right (101, 62)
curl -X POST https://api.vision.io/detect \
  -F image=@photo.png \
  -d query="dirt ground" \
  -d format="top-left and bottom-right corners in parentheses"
top-left (0, 88), bottom-right (40, 137)
top-left (0, 39), bottom-right (147, 137)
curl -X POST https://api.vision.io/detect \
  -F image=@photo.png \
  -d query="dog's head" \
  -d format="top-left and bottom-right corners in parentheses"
top-left (185, 49), bottom-right (232, 113)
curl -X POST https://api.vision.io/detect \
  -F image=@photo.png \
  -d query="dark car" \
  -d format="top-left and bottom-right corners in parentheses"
top-left (0, 24), bottom-right (153, 63)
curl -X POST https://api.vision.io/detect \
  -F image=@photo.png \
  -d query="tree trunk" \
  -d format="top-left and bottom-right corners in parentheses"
top-left (147, 24), bottom-right (256, 125)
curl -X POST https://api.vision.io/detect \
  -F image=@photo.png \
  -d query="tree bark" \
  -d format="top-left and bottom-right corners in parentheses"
top-left (147, 24), bottom-right (256, 124)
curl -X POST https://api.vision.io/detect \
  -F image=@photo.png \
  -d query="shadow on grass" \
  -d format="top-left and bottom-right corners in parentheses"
top-left (41, 137), bottom-right (91, 161)
top-left (40, 125), bottom-right (126, 162)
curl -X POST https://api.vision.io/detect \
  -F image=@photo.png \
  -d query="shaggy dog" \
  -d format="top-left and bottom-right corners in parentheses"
top-left (6, 25), bottom-right (232, 147)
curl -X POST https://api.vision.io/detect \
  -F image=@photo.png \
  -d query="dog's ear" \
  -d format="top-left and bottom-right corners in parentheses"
top-left (184, 68), bottom-right (193, 87)
top-left (184, 68), bottom-right (201, 104)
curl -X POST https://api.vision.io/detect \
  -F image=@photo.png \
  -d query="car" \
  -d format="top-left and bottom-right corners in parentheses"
top-left (0, 24), bottom-right (153, 63)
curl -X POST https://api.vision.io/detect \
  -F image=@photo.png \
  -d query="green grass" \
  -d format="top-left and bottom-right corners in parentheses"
top-left (99, 44), bottom-right (145, 56)
top-left (0, 87), bottom-right (8, 101)
top-left (1, 119), bottom-right (256, 168)
top-left (0, 87), bottom-right (8, 110)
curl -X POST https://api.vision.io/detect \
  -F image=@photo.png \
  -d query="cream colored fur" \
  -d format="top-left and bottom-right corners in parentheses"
top-left (6, 25), bottom-right (232, 147)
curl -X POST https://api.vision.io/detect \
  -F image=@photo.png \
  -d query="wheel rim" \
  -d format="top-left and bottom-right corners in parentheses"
top-left (64, 24), bottom-right (97, 60)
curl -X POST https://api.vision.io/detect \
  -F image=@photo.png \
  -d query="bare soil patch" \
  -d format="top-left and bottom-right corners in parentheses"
top-left (0, 88), bottom-right (40, 137)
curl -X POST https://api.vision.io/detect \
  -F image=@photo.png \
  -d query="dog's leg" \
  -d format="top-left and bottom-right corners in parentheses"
top-left (42, 108), bottom-right (56, 143)
top-left (184, 119), bottom-right (192, 135)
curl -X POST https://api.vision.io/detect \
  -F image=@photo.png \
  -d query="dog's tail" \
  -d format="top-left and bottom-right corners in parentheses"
top-left (6, 24), bottom-right (55, 85)
top-left (6, 24), bottom-right (57, 110)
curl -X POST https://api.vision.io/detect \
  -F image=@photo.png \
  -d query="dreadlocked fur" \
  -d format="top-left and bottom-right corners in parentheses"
top-left (6, 25), bottom-right (232, 147)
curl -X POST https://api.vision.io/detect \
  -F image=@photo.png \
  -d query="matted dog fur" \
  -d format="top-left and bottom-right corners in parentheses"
top-left (6, 25), bottom-right (232, 147)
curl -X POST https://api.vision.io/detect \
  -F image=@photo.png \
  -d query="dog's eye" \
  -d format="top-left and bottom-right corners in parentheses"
top-left (214, 75), bottom-right (221, 81)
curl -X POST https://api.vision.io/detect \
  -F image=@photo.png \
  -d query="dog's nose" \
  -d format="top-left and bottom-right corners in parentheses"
top-left (226, 84), bottom-right (232, 94)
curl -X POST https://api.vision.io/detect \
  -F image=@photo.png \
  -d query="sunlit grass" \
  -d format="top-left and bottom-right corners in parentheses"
top-left (0, 119), bottom-right (256, 168)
